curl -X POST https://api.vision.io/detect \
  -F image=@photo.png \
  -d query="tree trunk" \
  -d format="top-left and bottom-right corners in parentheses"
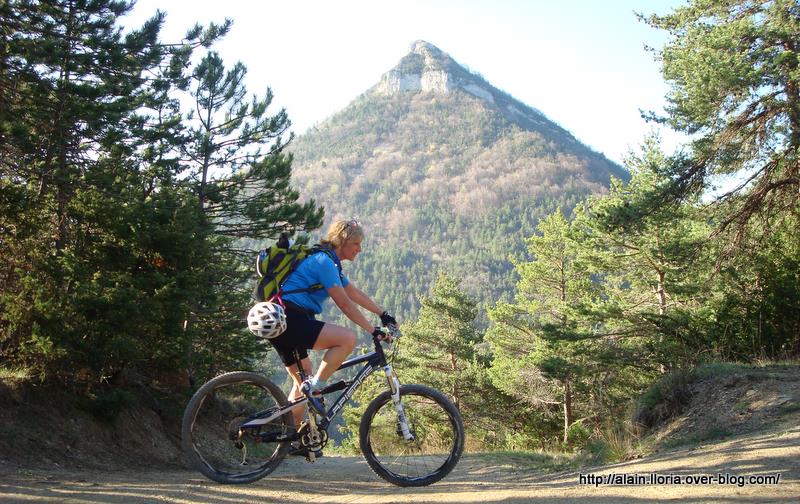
top-left (53, 0), bottom-right (76, 253)
top-left (782, 39), bottom-right (800, 149)
top-left (563, 378), bottom-right (573, 443)
top-left (450, 351), bottom-right (460, 410)
top-left (656, 269), bottom-right (667, 315)
top-left (199, 134), bottom-right (211, 210)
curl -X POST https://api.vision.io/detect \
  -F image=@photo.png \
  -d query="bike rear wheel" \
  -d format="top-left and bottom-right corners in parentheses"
top-left (181, 371), bottom-right (294, 484)
top-left (359, 384), bottom-right (464, 487)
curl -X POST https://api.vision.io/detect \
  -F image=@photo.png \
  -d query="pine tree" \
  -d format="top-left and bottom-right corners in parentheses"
top-left (0, 0), bottom-right (185, 380)
top-left (0, 1), bottom-right (316, 387)
top-left (177, 48), bottom-right (324, 380)
top-left (183, 49), bottom-right (323, 245)
top-left (487, 212), bottom-right (604, 444)
top-left (577, 136), bottom-right (712, 369)
top-left (698, 205), bottom-right (800, 359)
top-left (399, 273), bottom-right (482, 410)
top-left (642, 0), bottom-right (800, 247)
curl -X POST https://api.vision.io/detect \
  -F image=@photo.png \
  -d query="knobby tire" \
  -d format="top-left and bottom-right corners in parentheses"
top-left (359, 384), bottom-right (464, 486)
top-left (181, 371), bottom-right (294, 484)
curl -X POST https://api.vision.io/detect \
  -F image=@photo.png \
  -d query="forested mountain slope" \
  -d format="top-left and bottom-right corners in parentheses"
top-left (289, 41), bottom-right (627, 321)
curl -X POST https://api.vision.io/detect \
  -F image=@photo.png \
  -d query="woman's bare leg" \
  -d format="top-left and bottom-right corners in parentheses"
top-left (312, 323), bottom-right (356, 382)
top-left (285, 357), bottom-right (313, 427)
top-left (284, 323), bottom-right (356, 426)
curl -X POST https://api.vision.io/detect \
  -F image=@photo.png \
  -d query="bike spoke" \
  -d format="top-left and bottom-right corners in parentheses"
top-left (182, 373), bottom-right (294, 484)
top-left (360, 385), bottom-right (464, 486)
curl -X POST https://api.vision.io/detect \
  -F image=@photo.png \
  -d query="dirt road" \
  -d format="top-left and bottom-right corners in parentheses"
top-left (1, 425), bottom-right (798, 503)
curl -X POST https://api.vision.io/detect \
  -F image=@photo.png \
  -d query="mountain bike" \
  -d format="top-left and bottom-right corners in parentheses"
top-left (180, 324), bottom-right (464, 487)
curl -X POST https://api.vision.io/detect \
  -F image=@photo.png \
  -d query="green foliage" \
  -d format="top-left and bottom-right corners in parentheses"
top-left (184, 50), bottom-right (322, 241)
top-left (0, 1), bottom-right (318, 390)
top-left (178, 46), bottom-right (324, 382)
top-left (479, 129), bottom-right (798, 447)
top-left (564, 420), bottom-right (592, 450)
top-left (576, 136), bottom-right (715, 368)
top-left (393, 272), bottom-right (517, 449)
top-left (1, 0), bottom-right (203, 382)
top-left (0, 366), bottom-right (31, 381)
top-left (587, 421), bottom-right (643, 463)
top-left (398, 273), bottom-right (481, 401)
top-left (86, 389), bottom-right (137, 422)
top-left (486, 138), bottom-right (721, 446)
top-left (697, 212), bottom-right (800, 359)
top-left (634, 369), bottom-right (695, 429)
top-left (641, 0), bottom-right (800, 247)
top-left (337, 371), bottom-right (387, 453)
top-left (487, 210), bottom-right (622, 444)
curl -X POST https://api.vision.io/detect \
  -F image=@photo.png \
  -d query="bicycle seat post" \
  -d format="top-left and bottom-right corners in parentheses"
top-left (293, 349), bottom-right (308, 382)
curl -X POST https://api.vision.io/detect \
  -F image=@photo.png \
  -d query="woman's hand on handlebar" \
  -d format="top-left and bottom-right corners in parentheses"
top-left (380, 311), bottom-right (397, 326)
top-left (372, 324), bottom-right (401, 342)
top-left (372, 327), bottom-right (391, 342)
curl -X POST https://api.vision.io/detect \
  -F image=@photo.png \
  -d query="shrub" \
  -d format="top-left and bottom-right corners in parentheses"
top-left (635, 370), bottom-right (694, 428)
top-left (564, 420), bottom-right (591, 450)
top-left (87, 389), bottom-right (136, 422)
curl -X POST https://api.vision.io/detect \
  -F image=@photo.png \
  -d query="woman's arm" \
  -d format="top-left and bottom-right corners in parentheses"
top-left (328, 285), bottom-right (375, 334)
top-left (344, 283), bottom-right (383, 316)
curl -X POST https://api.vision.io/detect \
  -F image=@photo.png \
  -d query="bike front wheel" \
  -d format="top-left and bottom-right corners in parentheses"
top-left (181, 371), bottom-right (294, 484)
top-left (359, 384), bottom-right (464, 487)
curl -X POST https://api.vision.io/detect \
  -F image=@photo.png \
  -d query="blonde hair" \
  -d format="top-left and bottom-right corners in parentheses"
top-left (321, 219), bottom-right (364, 248)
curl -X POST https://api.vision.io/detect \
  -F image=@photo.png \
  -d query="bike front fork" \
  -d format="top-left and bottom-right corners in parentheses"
top-left (383, 365), bottom-right (415, 441)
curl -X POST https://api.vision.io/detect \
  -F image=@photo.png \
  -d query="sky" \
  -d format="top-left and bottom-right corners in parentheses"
top-left (123, 0), bottom-right (688, 165)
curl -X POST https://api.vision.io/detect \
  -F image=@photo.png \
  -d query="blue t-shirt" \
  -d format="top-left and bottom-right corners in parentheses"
top-left (282, 251), bottom-right (349, 314)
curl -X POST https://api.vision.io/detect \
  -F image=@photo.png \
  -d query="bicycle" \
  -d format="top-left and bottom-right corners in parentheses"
top-left (180, 324), bottom-right (465, 487)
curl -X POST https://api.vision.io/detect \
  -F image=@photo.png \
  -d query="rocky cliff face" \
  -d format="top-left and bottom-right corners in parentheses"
top-left (371, 41), bottom-right (573, 140)
top-left (373, 41), bottom-right (456, 95)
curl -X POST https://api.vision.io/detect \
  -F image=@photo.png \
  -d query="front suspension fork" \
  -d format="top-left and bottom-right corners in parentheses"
top-left (384, 365), bottom-right (414, 441)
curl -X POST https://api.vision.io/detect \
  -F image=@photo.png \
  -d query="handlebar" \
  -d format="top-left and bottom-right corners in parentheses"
top-left (385, 323), bottom-right (402, 339)
top-left (371, 323), bottom-right (401, 344)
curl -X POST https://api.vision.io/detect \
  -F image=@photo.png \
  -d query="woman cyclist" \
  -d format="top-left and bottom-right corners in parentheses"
top-left (267, 219), bottom-right (397, 436)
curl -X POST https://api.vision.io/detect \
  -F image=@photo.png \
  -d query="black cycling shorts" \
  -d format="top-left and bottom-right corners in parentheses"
top-left (268, 309), bottom-right (325, 367)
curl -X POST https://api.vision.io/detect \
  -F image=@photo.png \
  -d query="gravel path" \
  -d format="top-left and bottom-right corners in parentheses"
top-left (2, 425), bottom-right (798, 503)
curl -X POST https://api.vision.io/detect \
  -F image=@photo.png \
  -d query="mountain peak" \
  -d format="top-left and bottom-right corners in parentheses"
top-left (370, 41), bottom-right (559, 135)
top-left (372, 40), bottom-right (469, 96)
top-left (408, 40), bottom-right (447, 60)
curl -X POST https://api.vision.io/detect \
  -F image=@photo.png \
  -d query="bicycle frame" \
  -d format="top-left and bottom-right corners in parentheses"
top-left (240, 336), bottom-right (402, 434)
top-left (182, 323), bottom-right (463, 486)
top-left (319, 348), bottom-right (382, 428)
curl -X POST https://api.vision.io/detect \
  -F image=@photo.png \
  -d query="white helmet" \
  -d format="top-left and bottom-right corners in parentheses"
top-left (247, 302), bottom-right (287, 339)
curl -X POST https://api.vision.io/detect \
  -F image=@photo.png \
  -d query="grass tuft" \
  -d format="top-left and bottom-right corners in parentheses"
top-left (660, 426), bottom-right (732, 450)
top-left (474, 450), bottom-right (578, 473)
top-left (0, 366), bottom-right (32, 381)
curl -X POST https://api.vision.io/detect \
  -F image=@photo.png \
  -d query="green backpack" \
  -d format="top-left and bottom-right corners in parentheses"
top-left (253, 234), bottom-right (341, 302)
